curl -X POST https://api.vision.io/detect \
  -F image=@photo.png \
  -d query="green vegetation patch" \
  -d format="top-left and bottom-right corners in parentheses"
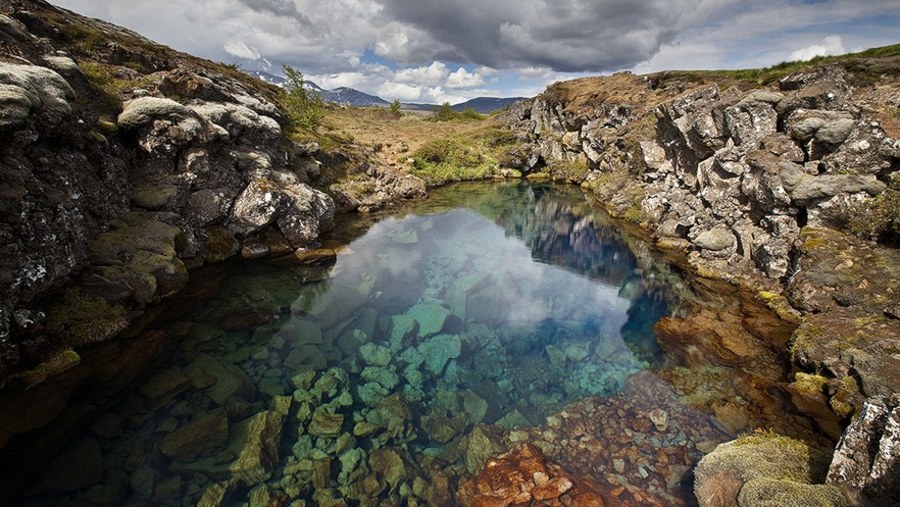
top-left (280, 65), bottom-right (324, 134)
top-left (46, 289), bottom-right (128, 347)
top-left (410, 124), bottom-right (522, 186)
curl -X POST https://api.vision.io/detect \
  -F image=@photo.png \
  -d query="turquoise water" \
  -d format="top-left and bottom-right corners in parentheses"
top-left (20, 182), bottom-right (682, 506)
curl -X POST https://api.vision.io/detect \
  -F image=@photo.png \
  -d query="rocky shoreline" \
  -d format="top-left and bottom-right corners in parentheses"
top-left (1, 0), bottom-right (898, 505)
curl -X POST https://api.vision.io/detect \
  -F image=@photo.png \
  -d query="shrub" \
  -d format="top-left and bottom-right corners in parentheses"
top-left (432, 102), bottom-right (455, 121)
top-left (281, 64), bottom-right (323, 133)
top-left (390, 99), bottom-right (402, 117)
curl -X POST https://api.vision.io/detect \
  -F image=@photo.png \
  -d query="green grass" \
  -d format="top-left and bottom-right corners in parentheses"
top-left (410, 125), bottom-right (521, 185)
top-left (650, 43), bottom-right (900, 88)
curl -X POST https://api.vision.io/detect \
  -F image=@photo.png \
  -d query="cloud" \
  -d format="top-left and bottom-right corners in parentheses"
top-left (224, 40), bottom-right (261, 60)
top-left (49, 0), bottom-right (900, 102)
top-left (445, 67), bottom-right (484, 88)
top-left (377, 82), bottom-right (423, 101)
top-left (394, 61), bottom-right (450, 85)
top-left (788, 35), bottom-right (846, 62)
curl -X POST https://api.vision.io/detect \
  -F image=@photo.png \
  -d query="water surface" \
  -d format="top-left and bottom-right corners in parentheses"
top-left (19, 182), bottom-right (702, 506)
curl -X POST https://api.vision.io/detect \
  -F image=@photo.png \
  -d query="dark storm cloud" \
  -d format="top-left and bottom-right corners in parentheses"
top-left (237, 0), bottom-right (314, 26)
top-left (376, 0), bottom-right (697, 72)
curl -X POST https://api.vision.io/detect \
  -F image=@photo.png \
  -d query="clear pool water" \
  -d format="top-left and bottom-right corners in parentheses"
top-left (19, 182), bottom-right (692, 506)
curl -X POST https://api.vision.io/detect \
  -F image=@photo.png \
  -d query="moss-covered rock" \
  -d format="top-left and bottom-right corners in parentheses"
top-left (694, 432), bottom-right (848, 507)
top-left (45, 288), bottom-right (127, 347)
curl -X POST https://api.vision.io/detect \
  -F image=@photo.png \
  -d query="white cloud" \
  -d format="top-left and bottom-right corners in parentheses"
top-left (788, 35), bottom-right (846, 62)
top-left (224, 40), bottom-right (261, 60)
top-left (445, 67), bottom-right (484, 88)
top-left (394, 62), bottom-right (450, 85)
top-left (377, 82), bottom-right (423, 102)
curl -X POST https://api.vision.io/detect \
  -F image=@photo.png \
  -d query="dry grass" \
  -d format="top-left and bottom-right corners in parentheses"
top-left (319, 105), bottom-right (488, 166)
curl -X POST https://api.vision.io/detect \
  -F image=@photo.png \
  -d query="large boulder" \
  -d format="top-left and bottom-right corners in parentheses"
top-left (0, 62), bottom-right (74, 130)
top-left (694, 433), bottom-right (847, 507)
top-left (827, 396), bottom-right (900, 504)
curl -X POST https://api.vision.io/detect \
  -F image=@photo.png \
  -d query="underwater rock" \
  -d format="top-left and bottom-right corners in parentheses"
top-left (458, 443), bottom-right (605, 507)
top-left (159, 409), bottom-right (229, 461)
top-left (358, 343), bottom-right (392, 367)
top-left (309, 408), bottom-right (345, 438)
top-left (375, 393), bottom-right (415, 441)
top-left (388, 314), bottom-right (417, 350)
top-left (185, 354), bottom-right (257, 408)
top-left (278, 319), bottom-right (323, 346)
top-left (41, 437), bottom-right (104, 492)
top-left (407, 302), bottom-right (451, 337)
top-left (417, 334), bottom-right (461, 376)
top-left (358, 382), bottom-right (390, 408)
top-left (230, 410), bottom-right (286, 485)
top-left (197, 479), bottom-right (239, 507)
top-left (361, 366), bottom-right (400, 390)
top-left (368, 447), bottom-right (408, 494)
top-left (464, 424), bottom-right (507, 475)
top-left (138, 368), bottom-right (190, 409)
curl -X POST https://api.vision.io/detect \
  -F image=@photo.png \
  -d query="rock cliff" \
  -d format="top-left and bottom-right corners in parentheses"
top-left (0, 0), bottom-right (339, 380)
top-left (500, 55), bottom-right (900, 506)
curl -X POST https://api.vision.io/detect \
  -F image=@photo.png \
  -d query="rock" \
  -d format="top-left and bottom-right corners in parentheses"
top-left (230, 410), bottom-right (286, 485)
top-left (827, 396), bottom-right (900, 504)
top-left (464, 425), bottom-right (507, 475)
top-left (118, 96), bottom-right (192, 130)
top-left (185, 354), bottom-right (256, 407)
top-left (0, 62), bottom-right (74, 130)
top-left (361, 366), bottom-right (400, 390)
top-left (790, 174), bottom-right (885, 205)
top-left (407, 302), bottom-right (451, 337)
top-left (138, 368), bottom-right (190, 408)
top-left (417, 334), bottom-right (461, 376)
top-left (695, 227), bottom-right (736, 252)
top-left (159, 409), bottom-right (229, 461)
top-left (41, 437), bottom-right (104, 492)
top-left (694, 432), bottom-right (845, 507)
top-left (458, 443), bottom-right (605, 507)
top-left (358, 343), bottom-right (392, 366)
top-left (368, 448), bottom-right (408, 493)
top-left (309, 408), bottom-right (344, 438)
top-left (197, 479), bottom-right (239, 507)
top-left (130, 465), bottom-right (157, 499)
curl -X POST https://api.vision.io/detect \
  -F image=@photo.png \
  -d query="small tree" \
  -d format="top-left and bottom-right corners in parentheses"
top-left (390, 98), bottom-right (402, 117)
top-left (432, 101), bottom-right (455, 121)
top-left (281, 64), bottom-right (322, 133)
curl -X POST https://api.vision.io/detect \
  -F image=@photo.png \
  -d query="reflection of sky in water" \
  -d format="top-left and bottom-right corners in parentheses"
top-left (300, 208), bottom-right (633, 344)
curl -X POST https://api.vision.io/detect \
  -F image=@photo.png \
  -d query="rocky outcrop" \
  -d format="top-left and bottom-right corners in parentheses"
top-left (0, 0), bottom-right (336, 380)
top-left (827, 396), bottom-right (900, 505)
top-left (503, 66), bottom-right (897, 281)
top-left (501, 58), bottom-right (900, 506)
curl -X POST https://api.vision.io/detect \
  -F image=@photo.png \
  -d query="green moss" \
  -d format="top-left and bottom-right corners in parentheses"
top-left (545, 157), bottom-right (590, 183)
top-left (46, 289), bottom-right (128, 347)
top-left (738, 477), bottom-right (849, 507)
top-left (828, 376), bottom-right (861, 418)
top-left (844, 189), bottom-right (900, 247)
top-left (792, 372), bottom-right (828, 395)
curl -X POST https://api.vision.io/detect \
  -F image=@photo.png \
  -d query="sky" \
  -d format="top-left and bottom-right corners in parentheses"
top-left (50, 0), bottom-right (900, 104)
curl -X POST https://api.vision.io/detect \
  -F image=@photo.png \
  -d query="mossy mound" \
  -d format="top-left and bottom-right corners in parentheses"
top-left (694, 432), bottom-right (848, 507)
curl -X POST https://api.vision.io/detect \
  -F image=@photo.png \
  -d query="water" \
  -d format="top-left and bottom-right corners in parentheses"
top-left (15, 182), bottom-right (716, 506)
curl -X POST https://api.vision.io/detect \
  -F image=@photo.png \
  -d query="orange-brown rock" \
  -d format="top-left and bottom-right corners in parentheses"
top-left (458, 443), bottom-right (605, 507)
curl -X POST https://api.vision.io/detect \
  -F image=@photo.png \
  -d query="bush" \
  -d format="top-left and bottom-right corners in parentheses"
top-left (390, 99), bottom-right (402, 117)
top-left (432, 102), bottom-right (455, 121)
top-left (281, 64), bottom-right (323, 133)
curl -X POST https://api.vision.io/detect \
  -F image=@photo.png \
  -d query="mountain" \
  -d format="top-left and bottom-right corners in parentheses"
top-left (451, 97), bottom-right (526, 113)
top-left (316, 87), bottom-right (390, 107)
top-left (244, 70), bottom-right (388, 107)
top-left (245, 70), bottom-right (286, 86)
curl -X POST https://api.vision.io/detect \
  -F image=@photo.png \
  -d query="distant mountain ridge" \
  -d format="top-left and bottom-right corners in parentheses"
top-left (244, 70), bottom-right (522, 112)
